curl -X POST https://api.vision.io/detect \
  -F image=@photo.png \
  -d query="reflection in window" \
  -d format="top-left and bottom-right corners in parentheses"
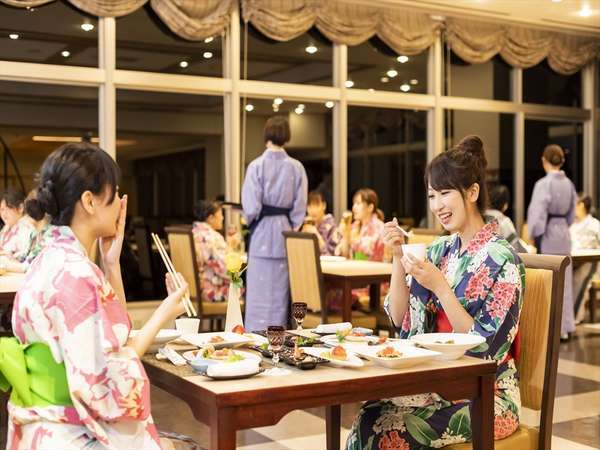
top-left (242, 25), bottom-right (332, 86)
top-left (0, 81), bottom-right (98, 190)
top-left (348, 38), bottom-right (427, 93)
top-left (348, 107), bottom-right (427, 227)
top-left (445, 51), bottom-right (511, 101)
top-left (0, 1), bottom-right (98, 67)
top-left (242, 98), bottom-right (333, 206)
top-left (116, 8), bottom-right (222, 77)
top-left (524, 120), bottom-right (583, 213)
top-left (523, 61), bottom-right (581, 107)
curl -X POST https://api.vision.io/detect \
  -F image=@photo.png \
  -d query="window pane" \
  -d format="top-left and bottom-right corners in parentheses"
top-left (0, 80), bottom-right (98, 189)
top-left (347, 38), bottom-right (427, 94)
top-left (0, 2), bottom-right (98, 67)
top-left (445, 51), bottom-right (511, 101)
top-left (243, 25), bottom-right (332, 86)
top-left (116, 8), bottom-right (222, 77)
top-left (348, 107), bottom-right (427, 227)
top-left (524, 120), bottom-right (583, 214)
top-left (523, 61), bottom-right (581, 107)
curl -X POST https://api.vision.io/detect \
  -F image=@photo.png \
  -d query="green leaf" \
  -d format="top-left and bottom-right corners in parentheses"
top-left (404, 413), bottom-right (438, 446)
top-left (488, 244), bottom-right (511, 266)
top-left (469, 341), bottom-right (489, 353)
top-left (497, 367), bottom-right (517, 381)
top-left (494, 341), bottom-right (511, 360)
top-left (412, 405), bottom-right (437, 420)
top-left (448, 406), bottom-right (471, 439)
top-left (479, 321), bottom-right (497, 333)
top-left (362, 435), bottom-right (374, 450)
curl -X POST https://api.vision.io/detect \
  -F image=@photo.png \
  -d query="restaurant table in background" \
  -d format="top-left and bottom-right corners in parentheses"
top-left (0, 272), bottom-right (25, 335)
top-left (143, 352), bottom-right (496, 450)
top-left (570, 249), bottom-right (600, 266)
top-left (320, 260), bottom-right (392, 322)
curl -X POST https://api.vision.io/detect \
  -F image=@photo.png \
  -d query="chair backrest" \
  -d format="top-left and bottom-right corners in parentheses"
top-left (283, 231), bottom-right (326, 319)
top-left (134, 225), bottom-right (153, 279)
top-left (165, 227), bottom-right (202, 308)
top-left (408, 228), bottom-right (442, 246)
top-left (517, 253), bottom-right (569, 450)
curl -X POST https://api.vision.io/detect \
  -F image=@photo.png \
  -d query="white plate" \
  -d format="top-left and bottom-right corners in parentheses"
top-left (354, 345), bottom-right (441, 369)
top-left (321, 335), bottom-right (411, 351)
top-left (129, 329), bottom-right (181, 346)
top-left (243, 333), bottom-right (269, 346)
top-left (410, 333), bottom-right (486, 360)
top-left (182, 349), bottom-right (262, 363)
top-left (302, 347), bottom-right (364, 368)
top-left (181, 332), bottom-right (254, 349)
top-left (320, 255), bottom-right (347, 262)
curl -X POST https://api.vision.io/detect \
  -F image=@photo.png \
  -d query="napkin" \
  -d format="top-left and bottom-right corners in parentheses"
top-left (314, 322), bottom-right (352, 334)
top-left (206, 359), bottom-right (260, 378)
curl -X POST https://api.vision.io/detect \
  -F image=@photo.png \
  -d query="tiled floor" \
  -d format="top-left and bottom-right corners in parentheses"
top-left (149, 325), bottom-right (600, 449)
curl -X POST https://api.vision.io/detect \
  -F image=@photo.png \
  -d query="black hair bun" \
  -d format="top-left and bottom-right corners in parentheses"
top-left (36, 180), bottom-right (59, 219)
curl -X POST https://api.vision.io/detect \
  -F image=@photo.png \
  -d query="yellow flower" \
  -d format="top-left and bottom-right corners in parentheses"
top-left (225, 252), bottom-right (243, 274)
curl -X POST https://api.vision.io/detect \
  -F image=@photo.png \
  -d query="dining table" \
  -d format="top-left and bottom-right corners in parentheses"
top-left (143, 350), bottom-right (496, 450)
top-left (0, 272), bottom-right (25, 324)
top-left (570, 248), bottom-right (600, 266)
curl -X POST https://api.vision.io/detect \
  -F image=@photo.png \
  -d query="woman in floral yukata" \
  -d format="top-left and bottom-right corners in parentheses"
top-left (6, 143), bottom-right (201, 450)
top-left (302, 190), bottom-right (340, 255)
top-left (0, 187), bottom-right (36, 263)
top-left (346, 135), bottom-right (525, 449)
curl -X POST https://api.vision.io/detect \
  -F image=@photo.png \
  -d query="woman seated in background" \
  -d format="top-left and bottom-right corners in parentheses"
top-left (336, 188), bottom-right (385, 261)
top-left (570, 193), bottom-right (600, 322)
top-left (0, 187), bottom-right (36, 263)
top-left (347, 136), bottom-right (524, 449)
top-left (301, 190), bottom-right (340, 255)
top-left (192, 199), bottom-right (231, 302)
top-left (4, 143), bottom-right (200, 450)
top-left (485, 184), bottom-right (529, 253)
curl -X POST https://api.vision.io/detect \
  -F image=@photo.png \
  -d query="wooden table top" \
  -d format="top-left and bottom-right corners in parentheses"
top-left (320, 260), bottom-right (392, 277)
top-left (571, 249), bottom-right (600, 263)
top-left (0, 272), bottom-right (25, 294)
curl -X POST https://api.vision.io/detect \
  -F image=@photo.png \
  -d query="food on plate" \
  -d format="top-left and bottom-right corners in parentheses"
top-left (434, 339), bottom-right (455, 344)
top-left (377, 336), bottom-right (388, 344)
top-left (336, 328), bottom-right (368, 342)
top-left (376, 346), bottom-right (402, 358)
top-left (210, 335), bottom-right (226, 343)
top-left (259, 342), bottom-right (269, 351)
top-left (323, 345), bottom-right (348, 361)
top-left (295, 336), bottom-right (315, 346)
top-left (293, 345), bottom-right (305, 360)
top-left (201, 346), bottom-right (244, 362)
top-left (232, 325), bottom-right (246, 334)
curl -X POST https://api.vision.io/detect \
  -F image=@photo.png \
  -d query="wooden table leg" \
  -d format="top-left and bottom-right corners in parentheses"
top-left (369, 283), bottom-right (381, 311)
top-left (471, 374), bottom-right (495, 450)
top-left (210, 407), bottom-right (236, 450)
top-left (342, 280), bottom-right (352, 323)
top-left (326, 404), bottom-right (341, 450)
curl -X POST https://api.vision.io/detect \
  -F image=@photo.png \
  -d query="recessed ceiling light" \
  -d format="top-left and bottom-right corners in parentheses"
top-left (397, 55), bottom-right (409, 63)
top-left (400, 83), bottom-right (410, 92)
top-left (325, 101), bottom-right (334, 108)
top-left (272, 104), bottom-right (279, 112)
top-left (551, 0), bottom-right (562, 2)
top-left (80, 23), bottom-right (94, 32)
top-left (203, 51), bottom-right (213, 59)
top-left (204, 36), bottom-right (214, 43)
top-left (245, 103), bottom-right (254, 112)
top-left (305, 45), bottom-right (318, 54)
top-left (345, 80), bottom-right (354, 88)
top-left (273, 97), bottom-right (283, 105)
top-left (410, 79), bottom-right (419, 85)
top-left (61, 50), bottom-right (70, 57)
top-left (368, 88), bottom-right (375, 92)
top-left (386, 69), bottom-right (398, 78)
top-left (26, 6), bottom-right (35, 11)
top-left (298, 104), bottom-right (305, 109)
top-left (578, 4), bottom-right (592, 16)
top-left (179, 61), bottom-right (189, 68)
top-left (294, 107), bottom-right (304, 115)
top-left (380, 76), bottom-right (390, 83)
top-left (8, 33), bottom-right (19, 40)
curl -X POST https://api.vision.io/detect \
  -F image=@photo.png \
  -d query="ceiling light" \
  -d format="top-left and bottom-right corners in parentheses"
top-left (294, 107), bottom-right (304, 115)
top-left (80, 23), bottom-right (94, 32)
top-left (578, 4), bottom-right (592, 16)
top-left (410, 79), bottom-right (419, 85)
top-left (203, 51), bottom-right (213, 59)
top-left (345, 80), bottom-right (354, 88)
top-left (26, 6), bottom-right (35, 11)
top-left (386, 69), bottom-right (398, 78)
top-left (325, 101), bottom-right (334, 108)
top-left (61, 50), bottom-right (70, 58)
top-left (368, 88), bottom-right (375, 92)
top-left (204, 36), bottom-right (214, 43)
top-left (551, 0), bottom-right (562, 2)
top-left (305, 45), bottom-right (318, 54)
top-left (179, 60), bottom-right (189, 68)
top-left (297, 104), bottom-right (305, 109)
top-left (272, 104), bottom-right (279, 112)
top-left (400, 83), bottom-right (410, 92)
top-left (380, 76), bottom-right (390, 83)
top-left (245, 103), bottom-right (255, 112)
top-left (397, 55), bottom-right (409, 63)
top-left (8, 33), bottom-right (19, 40)
top-left (273, 97), bottom-right (283, 105)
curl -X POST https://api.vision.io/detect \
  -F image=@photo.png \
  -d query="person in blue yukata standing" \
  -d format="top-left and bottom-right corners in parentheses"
top-left (242, 116), bottom-right (308, 332)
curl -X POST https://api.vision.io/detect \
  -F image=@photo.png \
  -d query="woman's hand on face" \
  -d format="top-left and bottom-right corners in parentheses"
top-left (400, 253), bottom-right (447, 294)
top-left (100, 195), bottom-right (127, 269)
top-left (161, 272), bottom-right (188, 320)
top-left (383, 218), bottom-right (405, 257)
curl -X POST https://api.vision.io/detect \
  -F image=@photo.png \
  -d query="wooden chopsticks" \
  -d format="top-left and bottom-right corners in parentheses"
top-left (150, 232), bottom-right (197, 317)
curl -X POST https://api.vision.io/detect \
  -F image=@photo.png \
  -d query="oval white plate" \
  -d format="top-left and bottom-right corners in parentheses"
top-left (182, 349), bottom-right (262, 363)
top-left (302, 347), bottom-right (364, 368)
top-left (354, 344), bottom-right (441, 369)
top-left (410, 333), bottom-right (486, 360)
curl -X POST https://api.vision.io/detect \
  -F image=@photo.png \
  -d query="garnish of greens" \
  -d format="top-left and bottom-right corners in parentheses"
top-left (296, 337), bottom-right (315, 346)
top-left (227, 353), bottom-right (244, 363)
top-left (335, 330), bottom-right (347, 342)
top-left (259, 343), bottom-right (269, 350)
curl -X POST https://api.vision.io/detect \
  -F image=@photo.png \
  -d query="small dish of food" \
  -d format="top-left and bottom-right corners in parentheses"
top-left (302, 345), bottom-right (364, 368)
top-left (181, 332), bottom-right (253, 349)
top-left (410, 333), bottom-right (486, 360)
top-left (355, 344), bottom-right (441, 369)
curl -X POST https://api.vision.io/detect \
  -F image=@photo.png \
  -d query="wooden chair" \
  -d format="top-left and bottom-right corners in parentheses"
top-left (283, 231), bottom-right (376, 329)
top-left (588, 278), bottom-right (600, 322)
top-left (447, 253), bottom-right (569, 450)
top-left (133, 224), bottom-right (159, 296)
top-left (164, 226), bottom-right (227, 331)
top-left (408, 228), bottom-right (443, 246)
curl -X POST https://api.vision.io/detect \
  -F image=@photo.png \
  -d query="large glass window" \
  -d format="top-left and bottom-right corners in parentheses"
top-left (0, 1), bottom-right (98, 67)
top-left (445, 51), bottom-right (511, 101)
top-left (347, 38), bottom-right (427, 93)
top-left (347, 107), bottom-right (427, 227)
top-left (523, 61), bottom-right (581, 107)
top-left (242, 25), bottom-right (332, 86)
top-left (116, 8), bottom-right (222, 77)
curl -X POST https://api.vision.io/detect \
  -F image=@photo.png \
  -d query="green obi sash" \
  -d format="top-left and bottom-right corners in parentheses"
top-left (0, 337), bottom-right (73, 408)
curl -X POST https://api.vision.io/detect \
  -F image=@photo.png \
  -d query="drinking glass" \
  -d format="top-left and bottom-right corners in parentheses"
top-left (265, 326), bottom-right (290, 376)
top-left (292, 302), bottom-right (307, 330)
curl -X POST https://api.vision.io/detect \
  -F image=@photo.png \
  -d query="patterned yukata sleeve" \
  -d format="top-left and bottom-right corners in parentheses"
top-left (351, 219), bottom-right (384, 261)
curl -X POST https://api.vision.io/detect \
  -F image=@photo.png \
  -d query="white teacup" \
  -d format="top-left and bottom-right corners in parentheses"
top-left (175, 318), bottom-right (200, 335)
top-left (401, 243), bottom-right (427, 261)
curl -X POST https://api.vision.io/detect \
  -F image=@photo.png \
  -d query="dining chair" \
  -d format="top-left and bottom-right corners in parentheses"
top-left (447, 253), bottom-right (569, 450)
top-left (133, 224), bottom-right (159, 297)
top-left (408, 228), bottom-right (443, 246)
top-left (588, 278), bottom-right (600, 322)
top-left (164, 226), bottom-right (227, 331)
top-left (283, 231), bottom-right (376, 329)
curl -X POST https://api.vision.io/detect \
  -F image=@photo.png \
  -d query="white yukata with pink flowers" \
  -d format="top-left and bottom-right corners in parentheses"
top-left (9, 225), bottom-right (199, 450)
top-left (0, 216), bottom-right (36, 262)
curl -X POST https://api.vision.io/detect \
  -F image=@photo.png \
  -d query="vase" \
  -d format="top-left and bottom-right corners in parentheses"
top-left (224, 283), bottom-right (244, 332)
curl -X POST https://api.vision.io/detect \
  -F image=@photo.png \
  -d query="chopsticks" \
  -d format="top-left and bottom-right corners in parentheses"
top-left (150, 232), bottom-right (197, 317)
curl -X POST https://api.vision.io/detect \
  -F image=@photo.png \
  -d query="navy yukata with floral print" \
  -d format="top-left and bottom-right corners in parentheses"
top-left (346, 221), bottom-right (525, 449)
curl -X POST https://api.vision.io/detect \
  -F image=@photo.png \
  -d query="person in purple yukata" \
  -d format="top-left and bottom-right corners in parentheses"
top-left (302, 190), bottom-right (340, 255)
top-left (242, 116), bottom-right (308, 331)
top-left (527, 144), bottom-right (577, 339)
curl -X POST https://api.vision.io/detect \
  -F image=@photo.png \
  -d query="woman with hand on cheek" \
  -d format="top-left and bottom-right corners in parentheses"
top-left (346, 136), bottom-right (525, 450)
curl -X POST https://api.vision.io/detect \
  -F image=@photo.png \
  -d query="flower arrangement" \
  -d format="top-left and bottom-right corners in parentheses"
top-left (225, 252), bottom-right (246, 288)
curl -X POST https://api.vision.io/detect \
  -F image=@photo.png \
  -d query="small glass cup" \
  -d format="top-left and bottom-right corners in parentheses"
top-left (265, 325), bottom-right (290, 376)
top-left (292, 302), bottom-right (308, 330)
